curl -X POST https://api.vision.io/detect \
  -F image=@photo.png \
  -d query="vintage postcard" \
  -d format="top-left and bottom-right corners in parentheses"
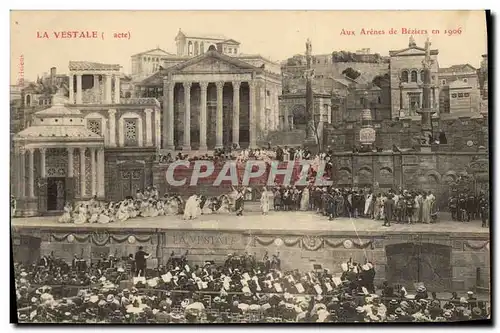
top-left (10, 10), bottom-right (490, 324)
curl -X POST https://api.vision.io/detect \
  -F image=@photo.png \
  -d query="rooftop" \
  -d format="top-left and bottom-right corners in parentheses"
top-left (439, 64), bottom-right (477, 74)
top-left (69, 61), bottom-right (121, 71)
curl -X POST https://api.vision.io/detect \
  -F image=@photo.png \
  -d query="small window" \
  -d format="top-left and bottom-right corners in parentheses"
top-left (401, 71), bottom-right (409, 83)
top-left (451, 93), bottom-right (457, 98)
top-left (87, 119), bottom-right (102, 135)
top-left (441, 79), bottom-right (447, 85)
top-left (463, 78), bottom-right (468, 83)
top-left (464, 93), bottom-right (470, 97)
top-left (411, 70), bottom-right (418, 82)
top-left (458, 93), bottom-right (464, 98)
top-left (266, 90), bottom-right (270, 97)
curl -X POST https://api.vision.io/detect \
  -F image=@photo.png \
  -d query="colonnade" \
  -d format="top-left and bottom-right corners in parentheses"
top-left (69, 73), bottom-right (121, 104)
top-left (15, 146), bottom-right (105, 201)
top-left (162, 79), bottom-right (257, 151)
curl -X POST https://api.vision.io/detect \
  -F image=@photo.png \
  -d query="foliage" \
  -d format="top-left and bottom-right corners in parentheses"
top-left (342, 67), bottom-right (361, 80)
top-left (372, 73), bottom-right (391, 88)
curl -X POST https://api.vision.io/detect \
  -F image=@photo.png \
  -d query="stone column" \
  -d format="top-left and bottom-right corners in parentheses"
top-left (199, 82), bottom-right (208, 151)
top-left (232, 81), bottom-right (241, 148)
top-left (260, 85), bottom-right (266, 133)
top-left (93, 74), bottom-right (99, 90)
top-left (67, 147), bottom-right (74, 177)
top-left (145, 109), bottom-right (153, 146)
top-left (19, 148), bottom-right (26, 198)
top-left (40, 148), bottom-right (46, 178)
top-left (69, 74), bottom-right (74, 104)
top-left (28, 148), bottom-right (35, 198)
top-left (249, 81), bottom-right (257, 149)
top-left (284, 106), bottom-right (290, 131)
top-left (80, 148), bottom-right (86, 198)
top-left (108, 109), bottom-right (117, 147)
top-left (182, 82), bottom-right (192, 151)
top-left (154, 108), bottom-right (161, 148)
top-left (215, 81), bottom-right (224, 149)
top-left (105, 74), bottom-right (113, 104)
top-left (97, 148), bottom-right (105, 198)
top-left (163, 78), bottom-right (175, 150)
top-left (90, 148), bottom-right (97, 196)
top-left (114, 74), bottom-right (121, 103)
top-left (76, 74), bottom-right (82, 104)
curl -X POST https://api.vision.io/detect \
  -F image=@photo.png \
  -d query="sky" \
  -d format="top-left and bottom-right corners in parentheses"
top-left (10, 10), bottom-right (488, 82)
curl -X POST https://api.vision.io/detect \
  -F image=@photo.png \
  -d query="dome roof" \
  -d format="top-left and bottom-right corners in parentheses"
top-left (33, 91), bottom-right (82, 118)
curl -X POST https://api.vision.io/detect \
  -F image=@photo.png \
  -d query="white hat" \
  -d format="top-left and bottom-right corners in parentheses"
top-left (362, 264), bottom-right (370, 271)
top-left (341, 263), bottom-right (348, 272)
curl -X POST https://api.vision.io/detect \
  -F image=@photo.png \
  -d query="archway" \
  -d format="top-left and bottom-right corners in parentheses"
top-left (291, 104), bottom-right (307, 130)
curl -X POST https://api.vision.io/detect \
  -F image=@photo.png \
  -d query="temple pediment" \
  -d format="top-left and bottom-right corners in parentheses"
top-left (178, 57), bottom-right (245, 72)
top-left (166, 50), bottom-right (259, 74)
top-left (390, 47), bottom-right (438, 57)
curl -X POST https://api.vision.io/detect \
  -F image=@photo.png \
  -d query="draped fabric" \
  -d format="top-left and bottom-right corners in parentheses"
top-left (51, 232), bottom-right (153, 246)
top-left (253, 236), bottom-right (374, 251)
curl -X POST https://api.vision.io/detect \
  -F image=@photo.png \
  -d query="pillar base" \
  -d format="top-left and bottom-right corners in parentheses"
top-left (420, 146), bottom-right (432, 153)
top-left (164, 145), bottom-right (175, 151)
top-left (198, 145), bottom-right (208, 152)
top-left (182, 146), bottom-right (192, 152)
top-left (214, 144), bottom-right (224, 150)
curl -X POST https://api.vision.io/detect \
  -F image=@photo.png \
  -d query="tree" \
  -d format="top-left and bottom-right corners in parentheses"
top-left (342, 67), bottom-right (361, 80)
top-left (372, 73), bottom-right (391, 88)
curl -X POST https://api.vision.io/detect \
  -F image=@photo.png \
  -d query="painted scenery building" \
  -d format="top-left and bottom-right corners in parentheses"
top-left (11, 33), bottom-right (488, 217)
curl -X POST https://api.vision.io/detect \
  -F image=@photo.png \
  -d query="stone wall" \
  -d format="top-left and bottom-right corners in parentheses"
top-left (16, 227), bottom-right (489, 291)
top-left (327, 151), bottom-right (489, 210)
top-left (325, 115), bottom-right (489, 151)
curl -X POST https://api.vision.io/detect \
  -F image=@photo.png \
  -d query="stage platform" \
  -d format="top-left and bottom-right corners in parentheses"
top-left (11, 212), bottom-right (490, 291)
top-left (11, 211), bottom-right (489, 238)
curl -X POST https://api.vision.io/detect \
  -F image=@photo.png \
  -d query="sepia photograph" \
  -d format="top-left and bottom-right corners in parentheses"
top-left (9, 10), bottom-right (491, 324)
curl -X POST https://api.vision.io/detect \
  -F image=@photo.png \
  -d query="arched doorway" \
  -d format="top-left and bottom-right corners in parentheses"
top-left (291, 104), bottom-right (307, 130)
top-left (385, 242), bottom-right (452, 290)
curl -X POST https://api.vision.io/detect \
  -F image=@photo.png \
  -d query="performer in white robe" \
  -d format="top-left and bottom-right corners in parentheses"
top-left (364, 193), bottom-right (374, 216)
top-left (218, 195), bottom-right (230, 214)
top-left (58, 202), bottom-right (73, 223)
top-left (98, 209), bottom-right (111, 224)
top-left (421, 194), bottom-right (432, 224)
top-left (116, 202), bottom-right (129, 222)
top-left (379, 195), bottom-right (387, 220)
top-left (184, 195), bottom-right (200, 220)
top-left (156, 201), bottom-right (165, 216)
top-left (150, 201), bottom-right (160, 217)
top-left (300, 187), bottom-right (310, 211)
top-left (229, 187), bottom-right (238, 212)
top-left (128, 202), bottom-right (138, 218)
top-left (73, 204), bottom-right (88, 225)
top-left (165, 198), bottom-right (178, 215)
top-left (201, 198), bottom-right (213, 215)
top-left (260, 187), bottom-right (271, 215)
top-left (140, 200), bottom-right (150, 217)
top-left (89, 204), bottom-right (100, 224)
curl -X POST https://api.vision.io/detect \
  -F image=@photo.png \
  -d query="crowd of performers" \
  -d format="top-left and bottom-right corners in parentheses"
top-left (448, 190), bottom-right (490, 227)
top-left (15, 252), bottom-right (489, 323)
top-left (157, 145), bottom-right (315, 164)
top-left (270, 185), bottom-right (489, 227)
top-left (57, 186), bottom-right (252, 224)
top-left (56, 183), bottom-right (489, 228)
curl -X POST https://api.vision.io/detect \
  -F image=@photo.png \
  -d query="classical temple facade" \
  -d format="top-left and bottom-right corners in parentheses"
top-left (138, 48), bottom-right (282, 151)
